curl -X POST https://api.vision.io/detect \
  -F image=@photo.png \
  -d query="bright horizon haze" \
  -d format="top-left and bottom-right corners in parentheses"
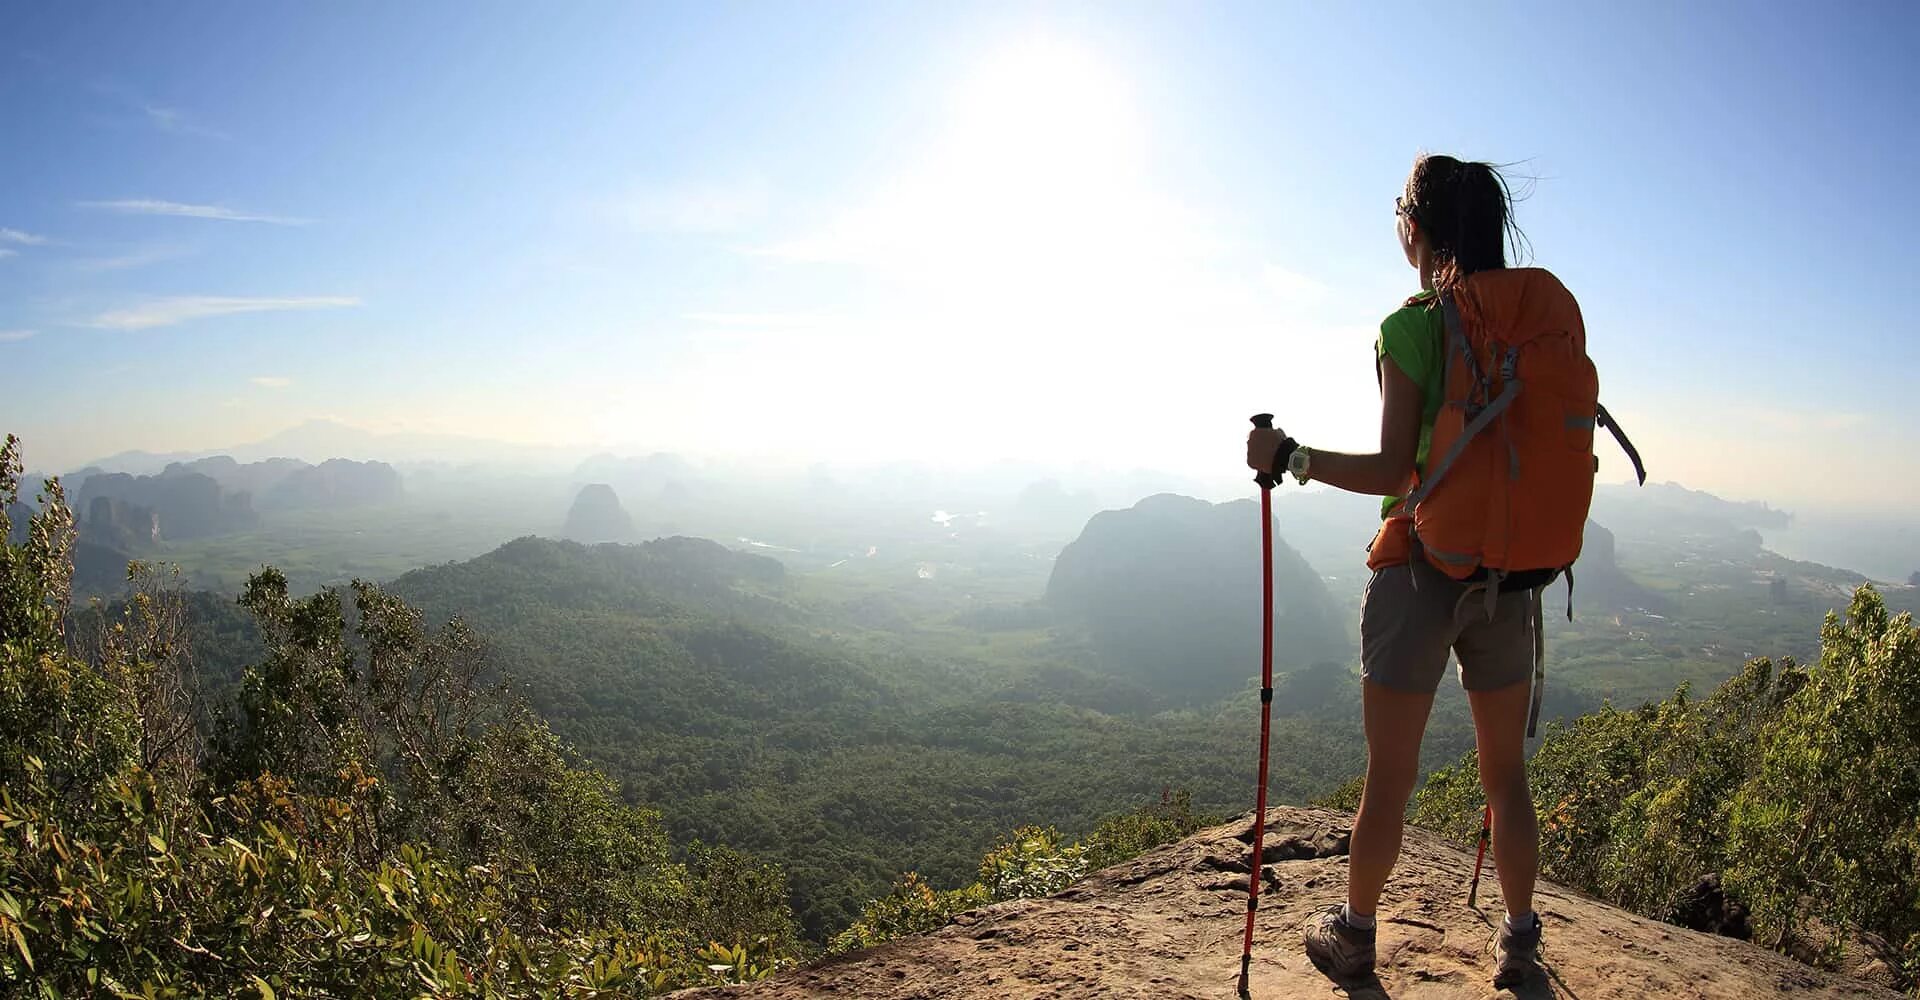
top-left (3, 2), bottom-right (1917, 517)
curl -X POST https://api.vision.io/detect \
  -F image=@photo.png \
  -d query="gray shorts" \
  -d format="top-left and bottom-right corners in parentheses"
top-left (1361, 558), bottom-right (1539, 694)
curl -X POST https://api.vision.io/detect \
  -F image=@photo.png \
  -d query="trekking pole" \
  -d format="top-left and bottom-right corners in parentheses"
top-left (1237, 413), bottom-right (1279, 1000)
top-left (1467, 803), bottom-right (1492, 908)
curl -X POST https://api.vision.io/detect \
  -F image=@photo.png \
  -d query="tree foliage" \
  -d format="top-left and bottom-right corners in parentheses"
top-left (1727, 589), bottom-right (1920, 974)
top-left (827, 790), bottom-right (1205, 955)
top-left (1410, 585), bottom-right (1920, 989)
top-left (0, 435), bottom-right (797, 997)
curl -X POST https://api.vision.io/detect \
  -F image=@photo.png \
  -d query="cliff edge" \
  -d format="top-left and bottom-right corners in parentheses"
top-left (675, 807), bottom-right (1893, 999)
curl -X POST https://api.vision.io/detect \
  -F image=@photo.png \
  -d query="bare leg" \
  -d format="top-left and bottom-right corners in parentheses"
top-left (1347, 679), bottom-right (1437, 915)
top-left (1467, 679), bottom-right (1538, 918)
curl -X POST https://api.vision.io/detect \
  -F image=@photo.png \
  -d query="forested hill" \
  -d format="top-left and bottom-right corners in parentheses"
top-left (382, 535), bottom-right (1354, 937)
top-left (1046, 493), bottom-right (1350, 699)
top-left (395, 534), bottom-right (790, 625)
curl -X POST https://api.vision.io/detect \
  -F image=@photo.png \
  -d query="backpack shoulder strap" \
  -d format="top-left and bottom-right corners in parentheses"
top-left (1400, 294), bottom-right (1518, 511)
top-left (1596, 403), bottom-right (1647, 485)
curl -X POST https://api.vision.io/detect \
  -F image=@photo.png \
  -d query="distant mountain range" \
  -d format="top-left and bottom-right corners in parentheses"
top-left (73, 468), bottom-right (257, 541)
top-left (67, 457), bottom-right (403, 545)
top-left (1591, 480), bottom-right (1792, 533)
top-left (74, 419), bottom-right (589, 475)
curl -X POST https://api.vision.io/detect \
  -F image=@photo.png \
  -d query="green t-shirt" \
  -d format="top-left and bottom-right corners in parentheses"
top-left (1376, 290), bottom-right (1445, 517)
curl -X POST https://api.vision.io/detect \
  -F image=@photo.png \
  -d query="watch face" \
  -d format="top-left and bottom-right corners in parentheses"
top-left (1289, 450), bottom-right (1309, 473)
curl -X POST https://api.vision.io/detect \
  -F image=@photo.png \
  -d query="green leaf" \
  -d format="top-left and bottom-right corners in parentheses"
top-left (249, 975), bottom-right (276, 1000)
top-left (8, 922), bottom-right (33, 971)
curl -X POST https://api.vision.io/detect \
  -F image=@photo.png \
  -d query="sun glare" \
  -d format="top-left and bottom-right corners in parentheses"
top-left (947, 38), bottom-right (1144, 183)
top-left (711, 37), bottom-right (1377, 473)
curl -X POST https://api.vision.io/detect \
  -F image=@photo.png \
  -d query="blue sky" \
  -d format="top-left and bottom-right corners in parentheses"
top-left (2, 2), bottom-right (1916, 512)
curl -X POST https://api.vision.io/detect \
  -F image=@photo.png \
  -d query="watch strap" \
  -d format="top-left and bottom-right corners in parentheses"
top-left (1288, 445), bottom-right (1312, 484)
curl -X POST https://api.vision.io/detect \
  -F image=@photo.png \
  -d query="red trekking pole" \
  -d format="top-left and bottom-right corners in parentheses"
top-left (1237, 413), bottom-right (1280, 999)
top-left (1468, 803), bottom-right (1492, 907)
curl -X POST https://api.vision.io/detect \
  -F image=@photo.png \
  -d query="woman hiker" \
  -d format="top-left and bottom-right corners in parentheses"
top-left (1246, 154), bottom-right (1553, 990)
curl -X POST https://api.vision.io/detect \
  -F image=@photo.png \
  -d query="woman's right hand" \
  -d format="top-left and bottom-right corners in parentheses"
top-left (1247, 426), bottom-right (1284, 473)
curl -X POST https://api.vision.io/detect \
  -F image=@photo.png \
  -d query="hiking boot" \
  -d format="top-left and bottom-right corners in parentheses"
top-left (1302, 905), bottom-right (1376, 979)
top-left (1493, 913), bottom-right (1542, 988)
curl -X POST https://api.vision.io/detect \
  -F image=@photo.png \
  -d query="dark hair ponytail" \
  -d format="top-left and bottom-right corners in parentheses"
top-left (1402, 154), bottom-right (1527, 297)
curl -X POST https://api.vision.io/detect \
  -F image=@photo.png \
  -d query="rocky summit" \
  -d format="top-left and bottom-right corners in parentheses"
top-left (674, 807), bottom-right (1894, 1000)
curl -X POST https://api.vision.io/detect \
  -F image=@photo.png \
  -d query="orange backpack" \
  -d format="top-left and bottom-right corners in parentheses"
top-left (1367, 268), bottom-right (1645, 582)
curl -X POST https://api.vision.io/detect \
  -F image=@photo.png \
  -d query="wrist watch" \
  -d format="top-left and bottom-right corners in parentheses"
top-left (1286, 445), bottom-right (1312, 484)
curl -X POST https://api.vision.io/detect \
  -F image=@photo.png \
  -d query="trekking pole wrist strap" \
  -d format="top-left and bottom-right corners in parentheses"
top-left (1271, 437), bottom-right (1299, 478)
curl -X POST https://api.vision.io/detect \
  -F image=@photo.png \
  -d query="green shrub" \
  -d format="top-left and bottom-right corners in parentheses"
top-left (826, 873), bottom-right (988, 954)
top-left (830, 791), bottom-right (1210, 956)
top-left (978, 825), bottom-right (1088, 901)
top-left (1082, 789), bottom-right (1205, 868)
top-left (1727, 588), bottom-right (1920, 975)
top-left (1410, 585), bottom-right (1919, 987)
top-left (1309, 774), bottom-right (1366, 813)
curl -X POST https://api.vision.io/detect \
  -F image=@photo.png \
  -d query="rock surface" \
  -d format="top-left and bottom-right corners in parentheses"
top-left (676, 807), bottom-right (1894, 1000)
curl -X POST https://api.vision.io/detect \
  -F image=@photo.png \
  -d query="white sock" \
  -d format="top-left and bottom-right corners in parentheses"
top-left (1504, 910), bottom-right (1539, 933)
top-left (1341, 904), bottom-right (1376, 929)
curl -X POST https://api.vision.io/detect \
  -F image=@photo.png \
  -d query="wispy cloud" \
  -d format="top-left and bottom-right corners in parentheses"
top-left (0, 249), bottom-right (15, 260)
top-left (79, 199), bottom-right (309, 226)
top-left (1732, 404), bottom-right (1869, 435)
top-left (681, 312), bottom-right (840, 346)
top-left (0, 330), bottom-right (36, 343)
top-left (683, 312), bottom-right (838, 328)
top-left (1, 228), bottom-right (47, 245)
top-left (70, 244), bottom-right (192, 273)
top-left (91, 295), bottom-right (360, 331)
top-left (250, 375), bottom-right (293, 388)
top-left (92, 82), bottom-right (231, 140)
top-left (139, 103), bottom-right (230, 140)
top-left (604, 179), bottom-right (769, 234)
top-left (1262, 265), bottom-right (1329, 303)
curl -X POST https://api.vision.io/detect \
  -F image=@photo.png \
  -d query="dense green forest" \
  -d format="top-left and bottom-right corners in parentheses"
top-left (377, 535), bottom-right (1356, 936)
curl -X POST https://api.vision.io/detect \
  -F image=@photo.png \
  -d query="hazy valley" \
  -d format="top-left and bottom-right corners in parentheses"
top-left (14, 427), bottom-right (1917, 948)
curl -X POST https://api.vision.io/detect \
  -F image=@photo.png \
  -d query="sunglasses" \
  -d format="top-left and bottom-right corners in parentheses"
top-left (1394, 195), bottom-right (1414, 219)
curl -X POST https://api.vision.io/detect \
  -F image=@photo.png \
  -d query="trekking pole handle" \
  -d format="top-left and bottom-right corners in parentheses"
top-left (1250, 414), bottom-right (1277, 490)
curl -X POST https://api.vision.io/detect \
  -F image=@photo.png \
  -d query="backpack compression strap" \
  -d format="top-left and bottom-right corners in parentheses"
top-left (1596, 404), bottom-right (1647, 485)
top-left (1528, 586), bottom-right (1547, 737)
